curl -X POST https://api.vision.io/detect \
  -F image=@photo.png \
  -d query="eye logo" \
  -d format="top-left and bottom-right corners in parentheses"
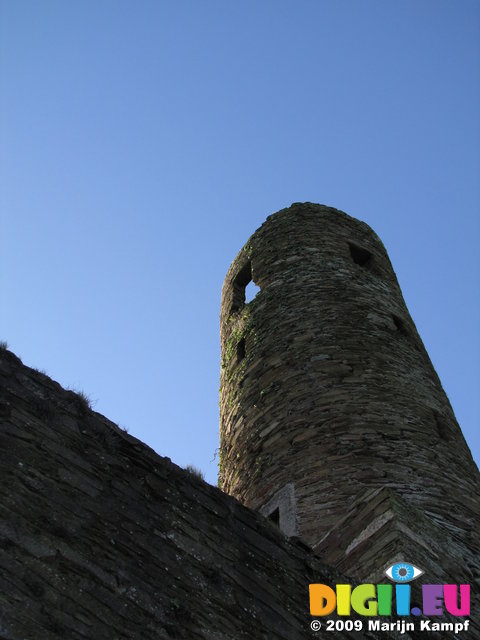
top-left (310, 561), bottom-right (470, 619)
top-left (385, 562), bottom-right (424, 583)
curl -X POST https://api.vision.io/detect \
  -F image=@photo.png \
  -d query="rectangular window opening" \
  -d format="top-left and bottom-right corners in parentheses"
top-left (392, 314), bottom-right (407, 334)
top-left (230, 262), bottom-right (253, 313)
top-left (259, 483), bottom-right (298, 537)
top-left (245, 280), bottom-right (261, 303)
top-left (349, 242), bottom-right (372, 267)
top-left (268, 508), bottom-right (280, 526)
top-left (237, 338), bottom-right (246, 364)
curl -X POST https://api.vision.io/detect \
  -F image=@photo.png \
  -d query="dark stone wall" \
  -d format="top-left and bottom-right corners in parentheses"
top-left (219, 203), bottom-right (480, 571)
top-left (0, 347), bottom-right (397, 640)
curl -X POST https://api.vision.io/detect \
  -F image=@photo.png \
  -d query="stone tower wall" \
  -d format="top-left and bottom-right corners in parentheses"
top-left (219, 203), bottom-right (480, 554)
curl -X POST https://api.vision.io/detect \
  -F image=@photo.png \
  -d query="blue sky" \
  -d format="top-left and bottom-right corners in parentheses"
top-left (1, 0), bottom-right (479, 485)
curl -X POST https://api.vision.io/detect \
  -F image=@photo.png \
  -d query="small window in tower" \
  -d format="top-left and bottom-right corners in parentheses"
top-left (259, 483), bottom-right (298, 537)
top-left (230, 262), bottom-right (261, 314)
top-left (230, 262), bottom-right (253, 313)
top-left (245, 280), bottom-right (261, 303)
top-left (392, 314), bottom-right (407, 334)
top-left (349, 242), bottom-right (372, 267)
top-left (237, 337), bottom-right (246, 364)
top-left (268, 508), bottom-right (280, 526)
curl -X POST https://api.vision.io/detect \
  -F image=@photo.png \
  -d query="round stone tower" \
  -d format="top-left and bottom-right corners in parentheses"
top-left (219, 202), bottom-right (479, 554)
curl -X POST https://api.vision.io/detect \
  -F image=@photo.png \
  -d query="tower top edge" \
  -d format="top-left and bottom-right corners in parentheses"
top-left (266, 201), bottom-right (368, 224)
top-left (256, 202), bottom-right (377, 238)
top-left (223, 202), bottom-right (381, 279)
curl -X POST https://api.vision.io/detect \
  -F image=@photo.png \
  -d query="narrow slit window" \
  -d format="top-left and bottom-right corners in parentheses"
top-left (237, 338), bottom-right (246, 364)
top-left (349, 243), bottom-right (372, 267)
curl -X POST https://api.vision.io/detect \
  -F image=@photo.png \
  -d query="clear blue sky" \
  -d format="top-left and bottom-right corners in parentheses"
top-left (1, 1), bottom-right (479, 485)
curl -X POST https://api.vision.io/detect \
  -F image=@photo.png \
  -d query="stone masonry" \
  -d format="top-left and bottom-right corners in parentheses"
top-left (0, 201), bottom-right (478, 639)
top-left (0, 346), bottom-right (406, 640)
top-left (219, 203), bottom-right (480, 610)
